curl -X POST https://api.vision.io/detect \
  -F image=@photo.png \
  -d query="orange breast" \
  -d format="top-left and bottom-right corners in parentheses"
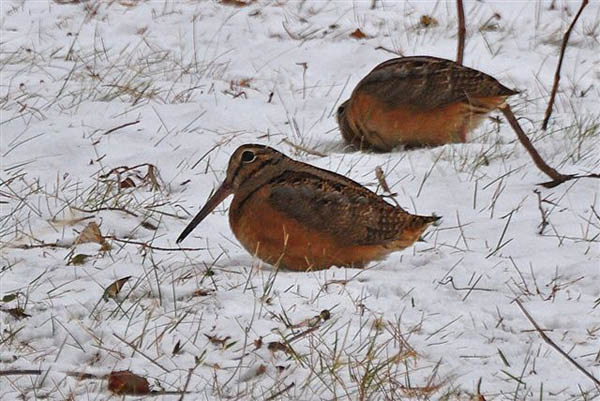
top-left (346, 92), bottom-right (507, 150)
top-left (228, 187), bottom-right (390, 271)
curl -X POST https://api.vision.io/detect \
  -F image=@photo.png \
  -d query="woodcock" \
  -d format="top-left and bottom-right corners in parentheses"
top-left (337, 56), bottom-right (518, 151)
top-left (177, 144), bottom-right (439, 271)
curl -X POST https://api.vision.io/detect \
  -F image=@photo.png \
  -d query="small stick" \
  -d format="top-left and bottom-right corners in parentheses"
top-left (9, 242), bottom-right (71, 250)
top-left (533, 189), bottom-right (549, 235)
top-left (72, 206), bottom-right (138, 217)
top-left (281, 138), bottom-right (326, 157)
top-left (105, 236), bottom-right (206, 252)
top-left (375, 166), bottom-right (400, 206)
top-left (476, 377), bottom-right (487, 400)
top-left (500, 105), bottom-right (572, 187)
top-left (0, 369), bottom-right (103, 379)
top-left (456, 0), bottom-right (466, 65)
top-left (113, 333), bottom-right (170, 373)
top-left (515, 299), bottom-right (600, 387)
top-left (265, 382), bottom-right (295, 401)
top-left (102, 120), bottom-right (140, 136)
top-left (541, 0), bottom-right (589, 130)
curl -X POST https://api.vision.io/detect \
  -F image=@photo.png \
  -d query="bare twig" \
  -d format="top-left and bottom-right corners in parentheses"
top-left (7, 242), bottom-right (70, 250)
top-left (0, 369), bottom-right (103, 379)
top-left (375, 46), bottom-right (403, 56)
top-left (281, 138), bottom-right (326, 157)
top-left (500, 105), bottom-right (572, 187)
top-left (515, 299), bottom-right (600, 387)
top-left (375, 166), bottom-right (400, 207)
top-left (476, 377), bottom-right (487, 400)
top-left (265, 382), bottom-right (295, 401)
top-left (72, 206), bottom-right (139, 217)
top-left (541, 0), bottom-right (589, 130)
top-left (99, 163), bottom-right (156, 179)
top-left (456, 0), bottom-right (465, 65)
top-left (102, 120), bottom-right (140, 136)
top-left (533, 189), bottom-right (549, 234)
top-left (105, 236), bottom-right (206, 252)
top-left (113, 333), bottom-right (170, 372)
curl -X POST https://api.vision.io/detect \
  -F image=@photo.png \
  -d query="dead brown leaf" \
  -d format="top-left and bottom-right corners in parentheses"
top-left (141, 221), bottom-right (158, 231)
top-left (255, 364), bottom-right (266, 376)
top-left (67, 254), bottom-right (91, 266)
top-left (267, 341), bottom-right (289, 354)
top-left (172, 340), bottom-right (182, 355)
top-left (103, 276), bottom-right (132, 301)
top-left (350, 28), bottom-right (368, 39)
top-left (119, 177), bottom-right (136, 189)
top-left (205, 334), bottom-right (231, 348)
top-left (3, 307), bottom-right (31, 320)
top-left (75, 222), bottom-right (105, 245)
top-left (220, 0), bottom-right (254, 7)
top-left (108, 370), bottom-right (150, 395)
top-left (192, 288), bottom-right (214, 297)
top-left (419, 15), bottom-right (439, 28)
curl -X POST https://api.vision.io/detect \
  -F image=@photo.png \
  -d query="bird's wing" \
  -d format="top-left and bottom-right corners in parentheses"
top-left (356, 56), bottom-right (517, 110)
top-left (267, 171), bottom-right (411, 246)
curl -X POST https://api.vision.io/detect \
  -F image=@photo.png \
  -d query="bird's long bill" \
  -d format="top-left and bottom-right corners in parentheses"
top-left (176, 182), bottom-right (233, 244)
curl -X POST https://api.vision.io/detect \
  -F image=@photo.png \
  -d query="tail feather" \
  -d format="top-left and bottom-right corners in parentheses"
top-left (386, 214), bottom-right (441, 250)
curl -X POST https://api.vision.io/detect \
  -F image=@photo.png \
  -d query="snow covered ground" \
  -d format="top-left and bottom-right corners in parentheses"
top-left (1, 0), bottom-right (599, 399)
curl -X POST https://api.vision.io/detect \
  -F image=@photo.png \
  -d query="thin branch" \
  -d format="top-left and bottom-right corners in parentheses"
top-left (281, 138), bottom-right (326, 157)
top-left (456, 0), bottom-right (465, 65)
top-left (7, 242), bottom-right (71, 250)
top-left (265, 382), bottom-right (295, 401)
top-left (105, 236), bottom-right (206, 252)
top-left (72, 206), bottom-right (139, 217)
top-left (102, 120), bottom-right (140, 136)
top-left (541, 0), bottom-right (589, 130)
top-left (500, 105), bottom-right (573, 187)
top-left (0, 369), bottom-right (103, 379)
top-left (533, 189), bottom-right (549, 234)
top-left (113, 333), bottom-right (170, 372)
top-left (515, 299), bottom-right (600, 387)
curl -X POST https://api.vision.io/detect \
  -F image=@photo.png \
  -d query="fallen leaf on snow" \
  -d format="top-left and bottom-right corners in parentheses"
top-left (103, 276), bottom-right (132, 301)
top-left (68, 254), bottom-right (91, 266)
top-left (108, 370), bottom-right (150, 395)
top-left (220, 0), bottom-right (253, 7)
top-left (419, 15), bottom-right (439, 28)
top-left (350, 28), bottom-right (368, 39)
top-left (2, 307), bottom-right (31, 320)
top-left (75, 222), bottom-right (105, 245)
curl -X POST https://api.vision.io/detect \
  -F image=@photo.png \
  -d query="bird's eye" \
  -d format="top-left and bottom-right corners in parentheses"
top-left (241, 150), bottom-right (256, 163)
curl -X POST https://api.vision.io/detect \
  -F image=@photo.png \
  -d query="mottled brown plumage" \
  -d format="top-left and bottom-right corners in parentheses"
top-left (177, 144), bottom-right (439, 271)
top-left (337, 56), bottom-right (518, 151)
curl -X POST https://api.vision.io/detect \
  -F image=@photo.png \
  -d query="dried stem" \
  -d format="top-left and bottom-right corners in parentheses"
top-left (281, 138), bottom-right (326, 157)
top-left (500, 105), bottom-right (572, 187)
top-left (515, 299), bottom-right (600, 387)
top-left (541, 0), bottom-right (589, 130)
top-left (265, 382), bottom-right (296, 401)
top-left (105, 236), bottom-right (206, 252)
top-left (102, 120), bottom-right (140, 136)
top-left (456, 0), bottom-right (465, 65)
top-left (0, 369), bottom-right (103, 379)
top-left (533, 189), bottom-right (549, 234)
